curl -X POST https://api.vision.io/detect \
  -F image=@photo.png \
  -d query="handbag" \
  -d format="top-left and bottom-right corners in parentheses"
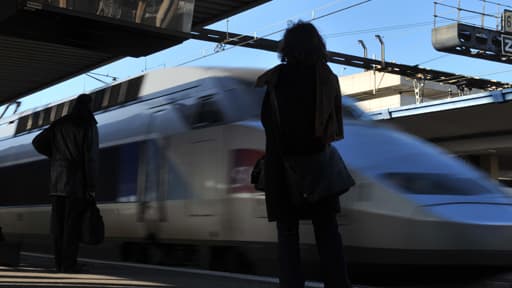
top-left (285, 144), bottom-right (354, 205)
top-left (32, 126), bottom-right (53, 157)
top-left (81, 199), bottom-right (105, 245)
top-left (267, 85), bottom-right (355, 205)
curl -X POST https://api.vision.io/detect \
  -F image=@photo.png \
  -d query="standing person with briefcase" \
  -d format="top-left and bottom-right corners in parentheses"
top-left (32, 93), bottom-right (99, 273)
top-left (255, 21), bottom-right (354, 288)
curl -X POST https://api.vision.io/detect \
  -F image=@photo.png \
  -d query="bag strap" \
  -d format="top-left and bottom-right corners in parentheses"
top-left (268, 87), bottom-right (282, 131)
top-left (266, 77), bottom-right (286, 156)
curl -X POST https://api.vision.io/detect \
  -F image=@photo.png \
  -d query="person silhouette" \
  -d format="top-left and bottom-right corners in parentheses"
top-left (32, 93), bottom-right (99, 273)
top-left (256, 21), bottom-right (352, 288)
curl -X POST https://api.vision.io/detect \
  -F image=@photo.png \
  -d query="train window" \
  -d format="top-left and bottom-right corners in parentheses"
top-left (118, 82), bottom-right (128, 104)
top-left (108, 84), bottom-right (121, 107)
top-left (173, 102), bottom-right (196, 126)
top-left (193, 95), bottom-right (223, 127)
top-left (174, 95), bottom-right (223, 128)
top-left (102, 89), bottom-right (112, 109)
top-left (15, 115), bottom-right (28, 134)
top-left (42, 108), bottom-right (52, 126)
top-left (55, 103), bottom-right (64, 120)
top-left (0, 160), bottom-right (50, 206)
top-left (36, 110), bottom-right (44, 127)
top-left (30, 112), bottom-right (39, 129)
top-left (12, 76), bottom-right (142, 135)
top-left (382, 172), bottom-right (499, 195)
top-left (91, 91), bottom-right (104, 112)
top-left (50, 105), bottom-right (57, 122)
top-left (0, 142), bottom-right (140, 206)
top-left (96, 142), bottom-right (141, 203)
top-left (117, 142), bottom-right (139, 202)
top-left (125, 76), bottom-right (143, 103)
top-left (96, 145), bottom-right (120, 202)
top-left (62, 101), bottom-right (70, 116)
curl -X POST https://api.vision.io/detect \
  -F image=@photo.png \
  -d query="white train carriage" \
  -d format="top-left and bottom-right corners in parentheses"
top-left (1, 67), bottom-right (512, 274)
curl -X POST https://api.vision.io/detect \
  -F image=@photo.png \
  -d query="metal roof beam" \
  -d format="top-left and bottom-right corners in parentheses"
top-left (191, 28), bottom-right (512, 91)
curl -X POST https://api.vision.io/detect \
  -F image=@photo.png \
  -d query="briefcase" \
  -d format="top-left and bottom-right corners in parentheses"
top-left (81, 200), bottom-right (105, 245)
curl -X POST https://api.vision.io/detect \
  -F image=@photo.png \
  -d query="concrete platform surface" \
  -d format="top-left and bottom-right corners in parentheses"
top-left (0, 252), bottom-right (325, 288)
top-left (4, 252), bottom-right (512, 288)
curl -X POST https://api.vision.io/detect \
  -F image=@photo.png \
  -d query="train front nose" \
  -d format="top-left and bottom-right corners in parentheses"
top-left (420, 201), bottom-right (512, 259)
top-left (426, 202), bottom-right (512, 225)
top-left (401, 201), bottom-right (512, 265)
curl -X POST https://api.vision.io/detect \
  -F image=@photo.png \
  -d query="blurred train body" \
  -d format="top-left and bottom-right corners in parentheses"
top-left (1, 67), bottom-right (512, 273)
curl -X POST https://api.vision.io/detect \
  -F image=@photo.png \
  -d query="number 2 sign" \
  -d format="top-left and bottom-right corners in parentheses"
top-left (503, 34), bottom-right (512, 56)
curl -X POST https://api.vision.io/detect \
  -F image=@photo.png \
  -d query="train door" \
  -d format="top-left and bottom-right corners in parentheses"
top-left (137, 139), bottom-right (167, 237)
top-left (164, 127), bottom-right (224, 239)
top-left (172, 127), bottom-right (223, 214)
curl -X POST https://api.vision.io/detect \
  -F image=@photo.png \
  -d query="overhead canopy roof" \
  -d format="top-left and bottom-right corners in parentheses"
top-left (0, 0), bottom-right (270, 107)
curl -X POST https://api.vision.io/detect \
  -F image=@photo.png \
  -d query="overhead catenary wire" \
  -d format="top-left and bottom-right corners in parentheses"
top-left (87, 71), bottom-right (118, 81)
top-left (324, 14), bottom-right (481, 39)
top-left (85, 73), bottom-right (109, 85)
top-left (215, 0), bottom-right (373, 54)
top-left (244, 0), bottom-right (351, 38)
top-left (477, 68), bottom-right (512, 77)
top-left (416, 54), bottom-right (451, 66)
top-left (324, 20), bottom-right (435, 38)
top-left (176, 0), bottom-right (372, 66)
top-left (179, 0), bottom-right (362, 67)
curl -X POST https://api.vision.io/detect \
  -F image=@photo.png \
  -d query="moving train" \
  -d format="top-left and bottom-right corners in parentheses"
top-left (1, 67), bottom-right (512, 275)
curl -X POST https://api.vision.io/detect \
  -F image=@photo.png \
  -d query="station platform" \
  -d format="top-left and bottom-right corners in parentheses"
top-left (0, 252), bottom-right (325, 288)
top-left (4, 252), bottom-right (512, 288)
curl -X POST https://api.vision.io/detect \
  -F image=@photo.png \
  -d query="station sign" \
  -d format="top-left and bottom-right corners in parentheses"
top-left (503, 10), bottom-right (512, 33)
top-left (502, 10), bottom-right (512, 57)
top-left (503, 34), bottom-right (512, 56)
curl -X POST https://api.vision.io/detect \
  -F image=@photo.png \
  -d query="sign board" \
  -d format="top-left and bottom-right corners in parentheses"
top-left (503, 10), bottom-right (512, 33)
top-left (503, 34), bottom-right (512, 56)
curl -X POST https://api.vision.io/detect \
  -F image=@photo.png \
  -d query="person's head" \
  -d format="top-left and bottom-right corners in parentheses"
top-left (278, 21), bottom-right (327, 65)
top-left (73, 93), bottom-right (93, 111)
top-left (71, 93), bottom-right (95, 124)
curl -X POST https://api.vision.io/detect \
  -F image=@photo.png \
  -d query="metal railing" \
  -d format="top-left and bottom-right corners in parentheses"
top-left (433, 0), bottom-right (505, 30)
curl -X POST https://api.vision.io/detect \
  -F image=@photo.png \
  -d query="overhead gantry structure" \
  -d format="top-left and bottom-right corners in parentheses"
top-left (431, 1), bottom-right (512, 65)
top-left (190, 28), bottom-right (512, 97)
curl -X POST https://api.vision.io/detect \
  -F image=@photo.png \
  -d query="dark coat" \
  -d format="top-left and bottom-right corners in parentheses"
top-left (32, 114), bottom-right (99, 198)
top-left (257, 63), bottom-right (344, 222)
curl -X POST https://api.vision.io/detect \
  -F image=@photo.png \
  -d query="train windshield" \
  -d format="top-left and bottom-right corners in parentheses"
top-left (342, 97), bottom-right (372, 121)
top-left (333, 120), bottom-right (505, 196)
top-left (382, 172), bottom-right (499, 195)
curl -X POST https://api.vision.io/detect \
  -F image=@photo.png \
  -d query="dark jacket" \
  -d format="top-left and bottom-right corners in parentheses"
top-left (32, 113), bottom-right (99, 198)
top-left (257, 63), bottom-right (343, 221)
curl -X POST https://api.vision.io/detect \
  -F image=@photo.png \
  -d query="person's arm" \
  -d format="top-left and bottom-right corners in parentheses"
top-left (84, 125), bottom-right (99, 198)
top-left (333, 77), bottom-right (344, 141)
top-left (32, 126), bottom-right (53, 157)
